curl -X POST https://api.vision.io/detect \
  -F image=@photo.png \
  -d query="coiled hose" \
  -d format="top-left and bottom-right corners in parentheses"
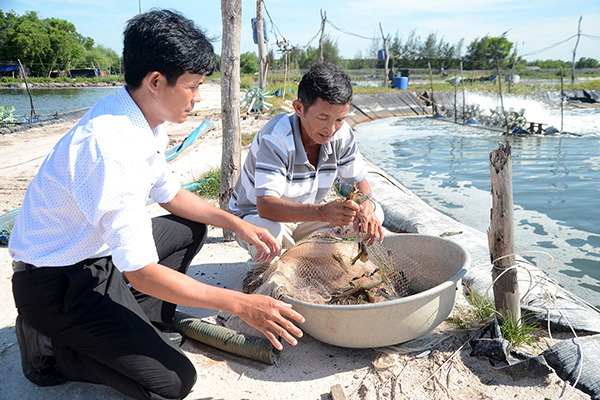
top-left (173, 310), bottom-right (280, 365)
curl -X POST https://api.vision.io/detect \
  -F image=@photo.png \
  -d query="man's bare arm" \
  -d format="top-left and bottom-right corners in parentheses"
top-left (124, 263), bottom-right (304, 350)
top-left (257, 195), bottom-right (359, 227)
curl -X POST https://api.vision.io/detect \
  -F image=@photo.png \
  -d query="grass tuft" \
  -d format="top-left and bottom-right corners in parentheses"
top-left (192, 168), bottom-right (221, 198)
top-left (500, 311), bottom-right (539, 348)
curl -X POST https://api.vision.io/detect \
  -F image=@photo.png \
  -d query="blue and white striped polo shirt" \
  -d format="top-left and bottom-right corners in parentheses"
top-left (229, 112), bottom-right (367, 218)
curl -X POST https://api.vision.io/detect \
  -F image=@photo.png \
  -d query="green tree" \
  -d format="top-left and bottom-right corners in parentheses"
top-left (240, 51), bottom-right (258, 74)
top-left (266, 48), bottom-right (277, 69)
top-left (0, 10), bottom-right (120, 77)
top-left (45, 17), bottom-right (86, 75)
top-left (297, 35), bottom-right (342, 69)
top-left (575, 57), bottom-right (599, 68)
top-left (533, 59), bottom-right (570, 69)
top-left (465, 35), bottom-right (513, 69)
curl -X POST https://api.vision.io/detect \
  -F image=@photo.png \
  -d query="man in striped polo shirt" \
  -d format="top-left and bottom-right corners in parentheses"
top-left (230, 62), bottom-right (384, 269)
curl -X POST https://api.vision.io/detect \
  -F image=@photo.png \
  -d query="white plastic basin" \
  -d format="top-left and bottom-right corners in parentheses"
top-left (282, 233), bottom-right (470, 348)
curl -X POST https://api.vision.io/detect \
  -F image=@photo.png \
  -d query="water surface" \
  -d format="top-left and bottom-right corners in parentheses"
top-left (355, 105), bottom-right (600, 306)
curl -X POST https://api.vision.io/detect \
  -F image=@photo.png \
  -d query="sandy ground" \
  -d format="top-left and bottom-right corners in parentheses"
top-left (0, 83), bottom-right (591, 400)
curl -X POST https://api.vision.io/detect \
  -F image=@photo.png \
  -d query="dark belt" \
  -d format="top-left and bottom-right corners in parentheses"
top-left (12, 261), bottom-right (39, 273)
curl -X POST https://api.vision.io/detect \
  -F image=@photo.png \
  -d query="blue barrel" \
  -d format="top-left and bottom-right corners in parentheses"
top-left (393, 76), bottom-right (408, 90)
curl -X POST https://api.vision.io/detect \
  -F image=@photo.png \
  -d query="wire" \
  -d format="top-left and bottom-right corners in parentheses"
top-left (581, 33), bottom-right (600, 40)
top-left (519, 35), bottom-right (577, 57)
top-left (327, 19), bottom-right (378, 41)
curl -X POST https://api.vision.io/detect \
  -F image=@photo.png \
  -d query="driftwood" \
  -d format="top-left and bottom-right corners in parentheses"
top-left (220, 0), bottom-right (242, 240)
top-left (488, 141), bottom-right (520, 323)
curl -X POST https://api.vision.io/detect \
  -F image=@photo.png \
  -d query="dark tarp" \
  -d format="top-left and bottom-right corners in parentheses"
top-left (543, 334), bottom-right (600, 399)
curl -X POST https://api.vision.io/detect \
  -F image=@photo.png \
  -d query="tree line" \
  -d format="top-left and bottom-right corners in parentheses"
top-left (2, 10), bottom-right (598, 78)
top-left (0, 10), bottom-right (121, 77)
top-left (264, 30), bottom-right (599, 72)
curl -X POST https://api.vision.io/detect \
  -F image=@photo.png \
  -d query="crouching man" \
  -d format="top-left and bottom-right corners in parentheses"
top-left (229, 62), bottom-right (385, 271)
top-left (9, 9), bottom-right (303, 400)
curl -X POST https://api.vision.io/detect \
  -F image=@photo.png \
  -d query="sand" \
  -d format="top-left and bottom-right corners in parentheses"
top-left (0, 83), bottom-right (590, 399)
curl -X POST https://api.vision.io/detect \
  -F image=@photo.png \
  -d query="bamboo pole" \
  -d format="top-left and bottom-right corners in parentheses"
top-left (220, 0), bottom-right (242, 241)
top-left (427, 62), bottom-right (435, 116)
top-left (488, 141), bottom-right (520, 324)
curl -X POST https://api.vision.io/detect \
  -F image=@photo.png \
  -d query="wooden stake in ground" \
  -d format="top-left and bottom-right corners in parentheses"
top-left (318, 10), bottom-right (327, 62)
top-left (427, 62), bottom-right (435, 116)
top-left (460, 62), bottom-right (465, 124)
top-left (220, 0), bottom-right (242, 241)
top-left (488, 141), bottom-right (520, 324)
top-left (18, 59), bottom-right (36, 120)
top-left (379, 22), bottom-right (389, 88)
top-left (256, 0), bottom-right (267, 89)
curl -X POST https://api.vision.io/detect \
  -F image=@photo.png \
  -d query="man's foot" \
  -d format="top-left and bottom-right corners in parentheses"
top-left (15, 315), bottom-right (65, 387)
top-left (242, 263), bottom-right (270, 294)
top-left (153, 322), bottom-right (186, 347)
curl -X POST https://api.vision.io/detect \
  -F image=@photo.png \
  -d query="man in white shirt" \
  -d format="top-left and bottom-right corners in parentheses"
top-left (9, 9), bottom-right (303, 400)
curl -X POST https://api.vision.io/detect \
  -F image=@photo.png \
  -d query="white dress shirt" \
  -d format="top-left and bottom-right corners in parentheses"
top-left (9, 86), bottom-right (181, 272)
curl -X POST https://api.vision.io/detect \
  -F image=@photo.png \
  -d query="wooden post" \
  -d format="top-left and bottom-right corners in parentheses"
top-left (488, 141), bottom-right (520, 324)
top-left (460, 62), bottom-right (466, 124)
top-left (18, 59), bottom-right (36, 120)
top-left (560, 67), bottom-right (564, 132)
top-left (379, 22), bottom-right (389, 88)
top-left (318, 10), bottom-right (327, 62)
top-left (256, 0), bottom-right (267, 89)
top-left (509, 42), bottom-right (517, 95)
top-left (571, 16), bottom-right (582, 85)
top-left (453, 73), bottom-right (457, 124)
top-left (220, 0), bottom-right (242, 241)
top-left (496, 58), bottom-right (509, 135)
top-left (427, 62), bottom-right (435, 116)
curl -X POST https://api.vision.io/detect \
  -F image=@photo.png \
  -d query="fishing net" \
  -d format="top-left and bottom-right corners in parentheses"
top-left (250, 226), bottom-right (424, 305)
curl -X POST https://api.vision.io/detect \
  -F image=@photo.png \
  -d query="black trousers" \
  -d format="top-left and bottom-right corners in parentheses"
top-left (12, 215), bottom-right (207, 400)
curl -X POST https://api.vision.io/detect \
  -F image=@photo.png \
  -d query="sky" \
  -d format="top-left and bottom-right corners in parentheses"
top-left (3, 0), bottom-right (600, 63)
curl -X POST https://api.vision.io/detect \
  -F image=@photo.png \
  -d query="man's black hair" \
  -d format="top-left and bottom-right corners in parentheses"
top-left (297, 61), bottom-right (353, 111)
top-left (123, 9), bottom-right (217, 89)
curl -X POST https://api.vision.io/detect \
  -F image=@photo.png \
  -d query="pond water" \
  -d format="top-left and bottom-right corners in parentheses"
top-left (355, 104), bottom-right (600, 307)
top-left (0, 86), bottom-right (121, 118)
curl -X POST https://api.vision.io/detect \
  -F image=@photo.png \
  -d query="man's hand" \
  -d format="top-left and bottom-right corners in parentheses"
top-left (235, 220), bottom-right (281, 264)
top-left (353, 200), bottom-right (384, 245)
top-left (125, 263), bottom-right (302, 351)
top-left (319, 198), bottom-right (360, 226)
top-left (235, 294), bottom-right (305, 350)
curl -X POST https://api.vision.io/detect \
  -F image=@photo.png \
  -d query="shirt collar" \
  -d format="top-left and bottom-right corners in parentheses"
top-left (119, 85), bottom-right (169, 152)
